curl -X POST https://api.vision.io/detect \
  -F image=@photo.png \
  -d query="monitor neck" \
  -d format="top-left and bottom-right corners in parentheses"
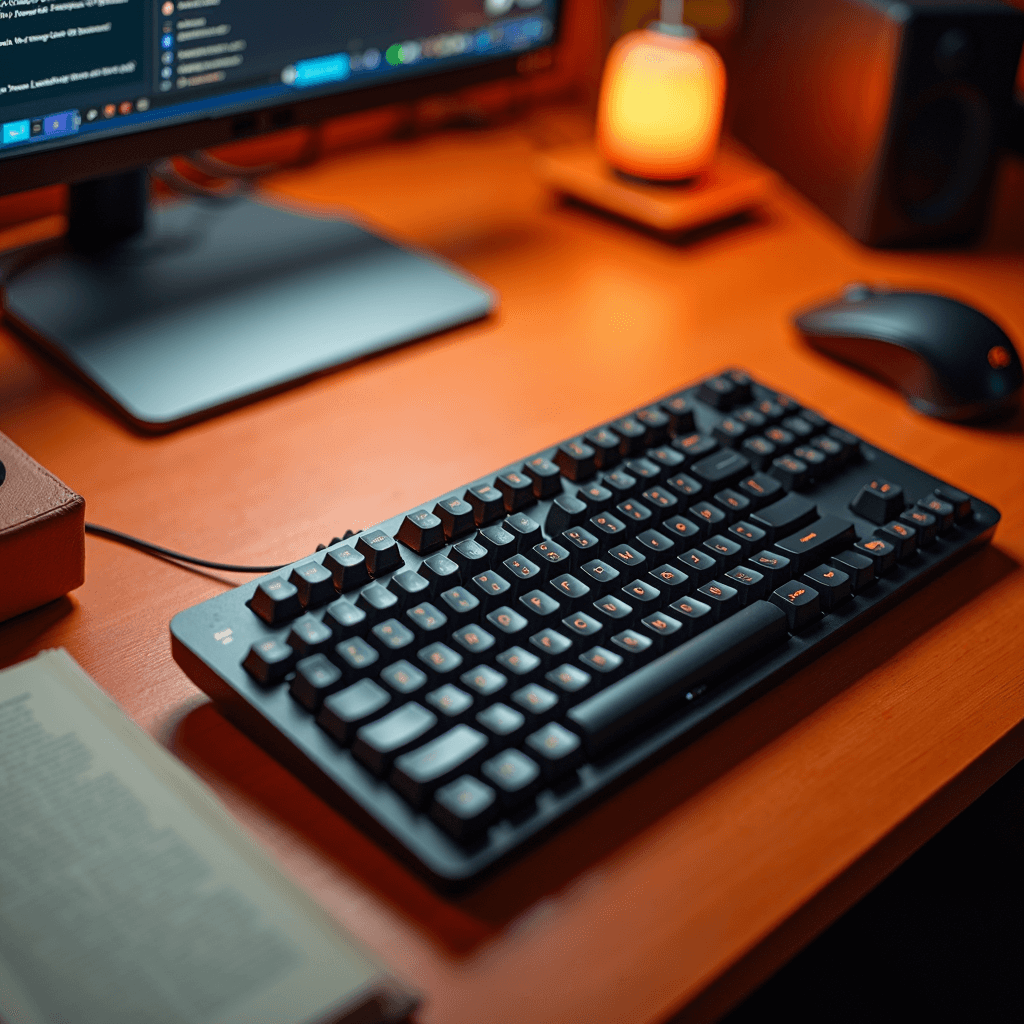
top-left (68, 169), bottom-right (149, 253)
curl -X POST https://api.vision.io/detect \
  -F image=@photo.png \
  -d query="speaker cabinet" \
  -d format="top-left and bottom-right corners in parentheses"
top-left (732, 0), bottom-right (1024, 246)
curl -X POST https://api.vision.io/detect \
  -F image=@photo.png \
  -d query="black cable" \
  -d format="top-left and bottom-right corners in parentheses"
top-left (84, 523), bottom-right (285, 573)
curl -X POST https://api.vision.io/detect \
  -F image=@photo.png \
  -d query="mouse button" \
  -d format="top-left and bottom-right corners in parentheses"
top-left (809, 335), bottom-right (941, 405)
top-left (843, 283), bottom-right (871, 303)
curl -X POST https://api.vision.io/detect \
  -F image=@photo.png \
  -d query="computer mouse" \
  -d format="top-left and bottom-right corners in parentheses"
top-left (794, 285), bottom-right (1023, 422)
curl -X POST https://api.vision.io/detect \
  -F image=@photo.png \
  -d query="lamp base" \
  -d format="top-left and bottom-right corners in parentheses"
top-left (537, 141), bottom-right (774, 235)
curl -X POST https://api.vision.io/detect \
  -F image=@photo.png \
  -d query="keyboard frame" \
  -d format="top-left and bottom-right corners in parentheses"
top-left (171, 372), bottom-right (1000, 890)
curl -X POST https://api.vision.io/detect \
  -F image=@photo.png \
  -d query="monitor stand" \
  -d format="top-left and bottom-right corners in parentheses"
top-left (2, 169), bottom-right (495, 432)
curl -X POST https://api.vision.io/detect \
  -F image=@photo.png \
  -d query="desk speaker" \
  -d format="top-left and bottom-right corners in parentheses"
top-left (732, 0), bottom-right (1024, 246)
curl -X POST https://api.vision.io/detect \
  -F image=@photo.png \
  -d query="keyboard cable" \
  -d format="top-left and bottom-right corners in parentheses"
top-left (84, 522), bottom-right (354, 575)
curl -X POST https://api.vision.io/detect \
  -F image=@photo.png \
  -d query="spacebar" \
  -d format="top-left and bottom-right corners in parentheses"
top-left (567, 601), bottom-right (789, 754)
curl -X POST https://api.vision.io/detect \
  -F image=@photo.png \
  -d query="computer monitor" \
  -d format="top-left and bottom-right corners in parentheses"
top-left (0, 1), bottom-right (563, 430)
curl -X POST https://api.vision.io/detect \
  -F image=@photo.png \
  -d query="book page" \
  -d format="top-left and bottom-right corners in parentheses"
top-left (0, 651), bottom-right (415, 1024)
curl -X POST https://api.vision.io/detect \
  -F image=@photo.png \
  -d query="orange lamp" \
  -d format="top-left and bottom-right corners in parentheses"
top-left (597, 2), bottom-right (726, 182)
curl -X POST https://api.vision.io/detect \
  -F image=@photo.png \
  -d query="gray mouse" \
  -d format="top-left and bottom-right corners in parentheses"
top-left (794, 284), bottom-right (1022, 422)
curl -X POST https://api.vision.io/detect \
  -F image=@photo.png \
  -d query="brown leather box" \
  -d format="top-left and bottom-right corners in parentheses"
top-left (0, 432), bottom-right (85, 623)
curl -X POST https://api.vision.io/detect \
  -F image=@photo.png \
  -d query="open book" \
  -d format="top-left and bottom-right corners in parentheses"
top-left (0, 650), bottom-right (417, 1024)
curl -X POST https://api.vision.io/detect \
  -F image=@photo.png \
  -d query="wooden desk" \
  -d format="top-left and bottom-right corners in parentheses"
top-left (2, 108), bottom-right (1022, 1024)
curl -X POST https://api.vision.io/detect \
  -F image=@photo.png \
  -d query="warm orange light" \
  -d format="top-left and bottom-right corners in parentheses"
top-left (597, 28), bottom-right (726, 182)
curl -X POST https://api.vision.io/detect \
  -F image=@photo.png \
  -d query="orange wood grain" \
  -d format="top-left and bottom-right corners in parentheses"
top-left (1, 107), bottom-right (1022, 1024)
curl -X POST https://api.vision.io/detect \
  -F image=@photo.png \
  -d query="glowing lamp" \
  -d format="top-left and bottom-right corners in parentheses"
top-left (597, 3), bottom-right (726, 182)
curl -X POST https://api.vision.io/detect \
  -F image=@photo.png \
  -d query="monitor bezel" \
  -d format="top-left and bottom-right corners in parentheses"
top-left (0, 12), bottom-right (563, 199)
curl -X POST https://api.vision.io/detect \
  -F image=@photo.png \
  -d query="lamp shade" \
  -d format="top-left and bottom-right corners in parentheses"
top-left (597, 28), bottom-right (726, 182)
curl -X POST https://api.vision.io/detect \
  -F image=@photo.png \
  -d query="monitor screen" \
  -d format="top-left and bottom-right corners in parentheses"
top-left (0, 0), bottom-right (560, 166)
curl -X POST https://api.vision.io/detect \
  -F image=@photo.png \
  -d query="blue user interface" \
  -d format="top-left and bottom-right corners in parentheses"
top-left (0, 0), bottom-right (559, 159)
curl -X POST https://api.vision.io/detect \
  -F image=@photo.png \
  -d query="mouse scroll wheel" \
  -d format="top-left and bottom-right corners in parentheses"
top-left (843, 283), bottom-right (872, 303)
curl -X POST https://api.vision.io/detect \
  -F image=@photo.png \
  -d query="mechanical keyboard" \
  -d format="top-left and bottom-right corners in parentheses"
top-left (171, 369), bottom-right (1000, 889)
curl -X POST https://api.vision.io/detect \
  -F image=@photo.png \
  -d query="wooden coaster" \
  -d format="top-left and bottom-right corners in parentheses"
top-left (537, 141), bottom-right (774, 234)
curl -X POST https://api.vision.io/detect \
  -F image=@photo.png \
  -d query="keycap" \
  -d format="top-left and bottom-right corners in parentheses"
top-left (690, 502), bottom-right (727, 531)
top-left (561, 611), bottom-right (604, 644)
top-left (487, 605), bottom-right (530, 635)
top-left (713, 488), bottom-right (751, 521)
top-left (380, 660), bottom-right (428, 695)
top-left (334, 635), bottom-right (380, 674)
top-left (678, 548), bottom-right (719, 585)
top-left (723, 369), bottom-right (753, 404)
top-left (916, 495), bottom-right (955, 533)
top-left (322, 545), bottom-right (370, 593)
top-left (876, 520), bottom-right (917, 559)
top-left (703, 535), bottom-right (743, 569)
top-left (355, 582), bottom-right (399, 622)
top-left (640, 612), bottom-right (684, 651)
top-left (242, 637), bottom-right (293, 685)
top-left (481, 748), bottom-right (542, 806)
top-left (568, 601), bottom-right (788, 753)
top-left (477, 524), bottom-right (517, 557)
top-left (525, 723), bottom-right (584, 778)
top-left (589, 511), bottom-right (629, 545)
top-left (747, 550), bottom-right (792, 587)
top-left (648, 562), bottom-right (690, 592)
top-left (451, 625), bottom-right (496, 661)
top-left (548, 573), bottom-right (591, 610)
top-left (433, 496), bottom-right (476, 540)
top-left (763, 426), bottom-right (795, 450)
top-left (465, 482), bottom-right (505, 525)
top-left (577, 482), bottom-right (614, 510)
top-left (420, 553), bottom-right (461, 594)
top-left (799, 410), bottom-right (829, 431)
top-left (287, 613), bottom-right (335, 658)
top-left (737, 471), bottom-right (783, 508)
top-left (469, 570), bottom-right (513, 607)
top-left (723, 566), bottom-right (765, 605)
top-left (352, 702), bottom-right (437, 774)
top-left (531, 540), bottom-right (572, 577)
top-left (733, 407), bottom-right (766, 430)
top-left (635, 406), bottom-right (671, 446)
top-left (554, 439), bottom-right (597, 481)
top-left (641, 487), bottom-right (678, 519)
top-left (691, 449), bottom-right (750, 487)
top-left (673, 432), bottom-right (718, 459)
top-left (770, 581), bottom-right (822, 631)
top-left (448, 538), bottom-right (490, 576)
top-left (561, 525), bottom-right (602, 560)
top-left (850, 478), bottom-right (905, 524)
top-left (801, 565), bottom-right (851, 611)
top-left (579, 645), bottom-right (625, 677)
top-left (591, 595), bottom-right (635, 626)
top-left (612, 416), bottom-right (647, 455)
top-left (248, 576), bottom-right (302, 625)
top-left (425, 683), bottom-right (474, 722)
top-left (770, 454), bottom-right (809, 490)
top-left (324, 596), bottom-right (367, 636)
top-left (319, 679), bottom-right (392, 745)
top-left (714, 417), bottom-right (748, 447)
top-left (660, 394), bottom-right (696, 434)
top-left (460, 664), bottom-right (507, 698)
top-left (899, 508), bottom-right (938, 546)
top-left (810, 435), bottom-right (845, 468)
top-left (417, 641), bottom-right (464, 678)
top-left (289, 562), bottom-right (336, 608)
top-left (933, 484), bottom-right (972, 522)
top-left (388, 569), bottom-right (431, 602)
top-left (406, 601), bottom-right (448, 635)
top-left (431, 775), bottom-right (497, 840)
top-left (792, 445), bottom-right (828, 478)
top-left (610, 629), bottom-right (654, 662)
top-left (773, 515), bottom-right (857, 572)
top-left (634, 529), bottom-right (675, 558)
top-left (518, 589), bottom-right (562, 620)
top-left (502, 554), bottom-right (542, 591)
top-left (371, 618), bottom-right (416, 659)
top-left (396, 509), bottom-right (445, 554)
top-left (782, 416), bottom-right (815, 440)
top-left (496, 470), bottom-right (535, 513)
top-left (495, 645), bottom-right (543, 680)
top-left (826, 426), bottom-right (860, 462)
top-left (616, 499), bottom-right (653, 527)
top-left (727, 521), bottom-right (767, 556)
top-left (607, 543), bottom-right (647, 573)
top-left (475, 703), bottom-right (527, 744)
top-left (621, 579), bottom-right (662, 608)
top-left (577, 558), bottom-right (620, 593)
top-left (698, 375), bottom-right (739, 409)
top-left (830, 551), bottom-right (875, 593)
top-left (854, 536), bottom-right (898, 575)
top-left (545, 663), bottom-right (593, 703)
top-left (648, 446), bottom-right (685, 470)
top-left (604, 469), bottom-right (637, 497)
top-left (523, 456), bottom-right (563, 499)
top-left (437, 586), bottom-right (481, 623)
top-left (546, 494), bottom-right (588, 536)
top-left (662, 515), bottom-right (703, 544)
top-left (511, 682), bottom-right (559, 721)
top-left (584, 427), bottom-right (621, 469)
top-left (355, 529), bottom-right (403, 576)
top-left (750, 492), bottom-right (818, 541)
top-left (697, 580), bottom-right (740, 620)
top-left (668, 597), bottom-right (714, 636)
top-left (754, 398), bottom-right (785, 422)
top-left (528, 628), bottom-right (574, 666)
top-left (665, 472), bottom-right (704, 500)
top-left (625, 457), bottom-right (661, 482)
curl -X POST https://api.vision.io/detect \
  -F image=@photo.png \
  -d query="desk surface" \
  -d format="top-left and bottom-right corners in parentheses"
top-left (2, 108), bottom-right (1023, 1024)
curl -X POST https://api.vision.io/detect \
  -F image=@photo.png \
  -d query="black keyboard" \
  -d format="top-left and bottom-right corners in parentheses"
top-left (171, 369), bottom-right (1000, 890)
